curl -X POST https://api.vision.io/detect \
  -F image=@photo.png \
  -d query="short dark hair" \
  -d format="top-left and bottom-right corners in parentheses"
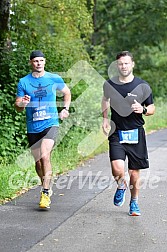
top-left (116, 51), bottom-right (133, 61)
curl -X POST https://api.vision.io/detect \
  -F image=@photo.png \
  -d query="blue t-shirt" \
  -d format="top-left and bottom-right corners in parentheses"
top-left (16, 71), bottom-right (65, 133)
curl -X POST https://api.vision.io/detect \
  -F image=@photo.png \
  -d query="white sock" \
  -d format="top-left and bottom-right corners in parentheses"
top-left (131, 197), bottom-right (138, 202)
top-left (117, 179), bottom-right (127, 189)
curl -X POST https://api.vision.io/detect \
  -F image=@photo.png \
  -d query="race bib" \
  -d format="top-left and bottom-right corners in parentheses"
top-left (118, 129), bottom-right (138, 144)
top-left (33, 106), bottom-right (51, 121)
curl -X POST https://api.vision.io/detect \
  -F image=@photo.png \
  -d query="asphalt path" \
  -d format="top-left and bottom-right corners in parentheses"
top-left (0, 129), bottom-right (167, 252)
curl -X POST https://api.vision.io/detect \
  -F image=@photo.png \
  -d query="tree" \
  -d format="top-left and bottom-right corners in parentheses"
top-left (92, 0), bottom-right (167, 59)
top-left (0, 0), bottom-right (10, 49)
top-left (0, 0), bottom-right (11, 89)
top-left (91, 0), bottom-right (167, 95)
top-left (0, 0), bottom-right (95, 163)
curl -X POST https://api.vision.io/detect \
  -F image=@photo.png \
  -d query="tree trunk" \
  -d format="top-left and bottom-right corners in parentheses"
top-left (0, 0), bottom-right (10, 49)
top-left (0, 0), bottom-right (11, 88)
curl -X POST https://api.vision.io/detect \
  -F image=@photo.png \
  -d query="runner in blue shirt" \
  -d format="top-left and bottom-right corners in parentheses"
top-left (15, 50), bottom-right (71, 209)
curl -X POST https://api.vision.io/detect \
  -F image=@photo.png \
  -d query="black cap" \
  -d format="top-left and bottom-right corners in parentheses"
top-left (30, 50), bottom-right (45, 60)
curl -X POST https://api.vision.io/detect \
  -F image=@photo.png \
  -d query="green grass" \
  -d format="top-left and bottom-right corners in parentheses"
top-left (144, 97), bottom-right (167, 133)
top-left (0, 98), bottom-right (166, 204)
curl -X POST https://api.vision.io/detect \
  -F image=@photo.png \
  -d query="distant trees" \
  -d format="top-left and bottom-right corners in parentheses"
top-left (91, 0), bottom-right (167, 96)
top-left (1, 0), bottom-right (167, 163)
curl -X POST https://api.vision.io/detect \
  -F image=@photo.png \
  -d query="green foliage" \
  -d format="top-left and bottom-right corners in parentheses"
top-left (92, 0), bottom-right (167, 97)
top-left (93, 0), bottom-right (167, 55)
top-left (135, 45), bottom-right (167, 98)
top-left (10, 0), bottom-right (93, 70)
top-left (0, 49), bottom-right (29, 163)
top-left (0, 0), bottom-right (94, 163)
top-left (1, 0), bottom-right (167, 201)
top-left (145, 97), bottom-right (167, 132)
top-left (1, 0), bottom-right (167, 165)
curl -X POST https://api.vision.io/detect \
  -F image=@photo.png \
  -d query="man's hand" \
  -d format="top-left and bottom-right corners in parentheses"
top-left (59, 108), bottom-right (69, 120)
top-left (102, 118), bottom-right (111, 136)
top-left (15, 95), bottom-right (31, 112)
top-left (131, 99), bottom-right (143, 114)
top-left (21, 95), bottom-right (31, 107)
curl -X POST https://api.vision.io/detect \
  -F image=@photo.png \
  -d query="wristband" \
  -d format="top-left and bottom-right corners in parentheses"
top-left (142, 107), bottom-right (147, 115)
top-left (63, 107), bottom-right (69, 111)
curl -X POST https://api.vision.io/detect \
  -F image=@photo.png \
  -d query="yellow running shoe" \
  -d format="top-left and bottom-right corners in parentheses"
top-left (39, 192), bottom-right (51, 209)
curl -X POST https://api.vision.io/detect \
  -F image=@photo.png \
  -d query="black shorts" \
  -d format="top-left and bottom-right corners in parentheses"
top-left (108, 127), bottom-right (149, 170)
top-left (27, 126), bottom-right (59, 149)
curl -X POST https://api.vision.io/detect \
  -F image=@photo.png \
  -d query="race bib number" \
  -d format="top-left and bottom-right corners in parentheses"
top-left (33, 106), bottom-right (51, 121)
top-left (118, 129), bottom-right (138, 144)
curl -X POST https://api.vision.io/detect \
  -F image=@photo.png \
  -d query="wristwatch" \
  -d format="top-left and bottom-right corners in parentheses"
top-left (143, 107), bottom-right (147, 115)
top-left (63, 107), bottom-right (69, 111)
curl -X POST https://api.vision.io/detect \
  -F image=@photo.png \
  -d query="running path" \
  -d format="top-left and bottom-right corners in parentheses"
top-left (0, 129), bottom-right (167, 252)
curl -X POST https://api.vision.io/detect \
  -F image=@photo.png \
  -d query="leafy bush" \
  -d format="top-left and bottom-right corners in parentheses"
top-left (0, 0), bottom-right (94, 164)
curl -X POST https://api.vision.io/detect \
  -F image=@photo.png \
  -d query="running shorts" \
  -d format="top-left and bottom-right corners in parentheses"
top-left (108, 127), bottom-right (149, 169)
top-left (27, 126), bottom-right (59, 149)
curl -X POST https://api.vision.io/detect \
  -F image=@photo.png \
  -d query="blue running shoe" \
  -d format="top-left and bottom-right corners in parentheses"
top-left (129, 201), bottom-right (141, 216)
top-left (114, 188), bottom-right (126, 206)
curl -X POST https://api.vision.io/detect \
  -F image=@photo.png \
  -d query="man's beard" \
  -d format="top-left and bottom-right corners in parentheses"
top-left (119, 69), bottom-right (132, 77)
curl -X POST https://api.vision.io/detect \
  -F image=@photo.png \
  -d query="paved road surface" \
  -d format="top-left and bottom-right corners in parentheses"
top-left (0, 129), bottom-right (167, 252)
